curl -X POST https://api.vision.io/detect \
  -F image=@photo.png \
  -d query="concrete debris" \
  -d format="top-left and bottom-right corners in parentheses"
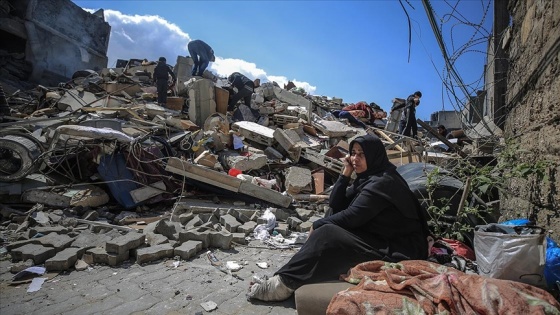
top-left (0, 46), bottom-right (497, 274)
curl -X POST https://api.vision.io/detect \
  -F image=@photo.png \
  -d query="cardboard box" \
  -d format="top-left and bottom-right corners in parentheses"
top-left (214, 87), bottom-right (229, 114)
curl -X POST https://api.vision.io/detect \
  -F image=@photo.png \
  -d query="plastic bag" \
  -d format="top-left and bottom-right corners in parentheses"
top-left (502, 219), bottom-right (560, 289)
top-left (474, 223), bottom-right (547, 287)
top-left (253, 208), bottom-right (277, 240)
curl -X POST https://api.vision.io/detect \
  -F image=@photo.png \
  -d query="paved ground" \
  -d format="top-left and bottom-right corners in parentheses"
top-left (0, 241), bottom-right (299, 315)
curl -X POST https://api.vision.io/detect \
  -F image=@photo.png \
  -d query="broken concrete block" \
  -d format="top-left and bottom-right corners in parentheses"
top-left (209, 230), bottom-right (233, 249)
top-left (30, 211), bottom-right (50, 225)
top-left (45, 247), bottom-right (85, 271)
top-left (264, 146), bottom-right (284, 160)
top-left (219, 214), bottom-right (241, 233)
top-left (285, 167), bottom-right (313, 195)
top-left (81, 210), bottom-right (99, 221)
top-left (274, 223), bottom-right (290, 237)
top-left (270, 208), bottom-right (293, 222)
top-left (184, 215), bottom-right (204, 230)
top-left (35, 233), bottom-right (74, 251)
top-left (71, 229), bottom-right (121, 249)
top-left (178, 212), bottom-right (194, 225)
top-left (295, 208), bottom-right (314, 221)
top-left (231, 121), bottom-right (275, 146)
top-left (232, 233), bottom-right (246, 245)
top-left (166, 158), bottom-right (241, 193)
top-left (155, 220), bottom-right (180, 241)
top-left (226, 153), bottom-right (267, 172)
top-left (273, 128), bottom-right (301, 162)
top-left (21, 185), bottom-right (109, 208)
top-left (136, 244), bottom-right (174, 264)
top-left (227, 208), bottom-right (257, 223)
top-left (287, 217), bottom-right (303, 229)
top-left (238, 221), bottom-right (257, 236)
top-left (301, 148), bottom-right (344, 174)
top-left (179, 230), bottom-right (211, 248)
top-left (10, 244), bottom-right (56, 264)
top-left (105, 233), bottom-right (145, 256)
top-left (174, 240), bottom-right (202, 260)
top-left (146, 232), bottom-right (169, 246)
top-left (312, 117), bottom-right (355, 137)
top-left (86, 247), bottom-right (129, 266)
top-left (238, 181), bottom-right (292, 208)
top-left (194, 150), bottom-right (220, 168)
top-left (130, 181), bottom-right (166, 204)
top-left (297, 221), bottom-right (313, 232)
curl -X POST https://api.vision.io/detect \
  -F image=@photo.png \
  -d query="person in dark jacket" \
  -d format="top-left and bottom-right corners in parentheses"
top-left (227, 72), bottom-right (254, 111)
top-left (188, 39), bottom-right (215, 76)
top-left (153, 57), bottom-right (176, 107)
top-left (399, 91), bottom-right (422, 138)
top-left (247, 134), bottom-right (430, 302)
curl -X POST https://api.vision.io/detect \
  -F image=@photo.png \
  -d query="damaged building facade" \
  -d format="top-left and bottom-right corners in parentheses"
top-left (499, 0), bottom-right (560, 236)
top-left (0, 0), bottom-right (110, 88)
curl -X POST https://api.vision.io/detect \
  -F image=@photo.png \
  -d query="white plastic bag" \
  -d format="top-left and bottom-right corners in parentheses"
top-left (253, 208), bottom-right (277, 240)
top-left (474, 224), bottom-right (547, 287)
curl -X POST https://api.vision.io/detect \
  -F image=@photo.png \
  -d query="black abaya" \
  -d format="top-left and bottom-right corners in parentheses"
top-left (274, 134), bottom-right (430, 290)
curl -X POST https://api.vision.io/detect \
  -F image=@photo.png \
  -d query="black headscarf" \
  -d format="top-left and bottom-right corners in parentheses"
top-left (346, 134), bottom-right (426, 222)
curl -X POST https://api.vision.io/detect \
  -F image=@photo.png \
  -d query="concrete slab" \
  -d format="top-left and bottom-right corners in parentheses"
top-left (136, 244), bottom-right (174, 264)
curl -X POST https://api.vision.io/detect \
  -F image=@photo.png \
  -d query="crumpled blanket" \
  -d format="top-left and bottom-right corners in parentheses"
top-left (327, 260), bottom-right (560, 315)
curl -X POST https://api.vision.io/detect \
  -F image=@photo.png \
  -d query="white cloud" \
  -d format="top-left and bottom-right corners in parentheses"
top-left (102, 9), bottom-right (190, 66)
top-left (90, 8), bottom-right (316, 95)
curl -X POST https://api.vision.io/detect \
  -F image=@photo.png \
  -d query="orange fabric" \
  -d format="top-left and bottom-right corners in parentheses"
top-left (327, 260), bottom-right (560, 315)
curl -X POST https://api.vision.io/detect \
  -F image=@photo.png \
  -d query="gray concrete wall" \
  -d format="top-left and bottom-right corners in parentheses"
top-left (24, 0), bottom-right (110, 84)
top-left (502, 0), bottom-right (560, 242)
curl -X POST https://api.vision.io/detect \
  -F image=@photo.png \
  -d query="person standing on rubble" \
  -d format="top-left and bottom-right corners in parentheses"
top-left (331, 101), bottom-right (387, 129)
top-left (153, 57), bottom-right (176, 107)
top-left (226, 72), bottom-right (255, 111)
top-left (247, 134), bottom-right (430, 302)
top-left (188, 39), bottom-right (215, 77)
top-left (398, 91), bottom-right (422, 138)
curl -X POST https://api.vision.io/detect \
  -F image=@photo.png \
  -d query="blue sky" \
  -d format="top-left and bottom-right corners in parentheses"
top-left (72, 0), bottom-right (493, 121)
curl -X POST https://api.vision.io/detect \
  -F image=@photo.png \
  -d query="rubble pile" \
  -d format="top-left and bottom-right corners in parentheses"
top-left (0, 57), bottom-right (471, 274)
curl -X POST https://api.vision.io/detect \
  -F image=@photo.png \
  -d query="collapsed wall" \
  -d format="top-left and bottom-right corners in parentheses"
top-left (0, 0), bottom-right (110, 88)
top-left (502, 0), bottom-right (560, 241)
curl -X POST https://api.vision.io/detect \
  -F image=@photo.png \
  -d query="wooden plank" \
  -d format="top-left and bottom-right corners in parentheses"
top-left (371, 128), bottom-right (405, 152)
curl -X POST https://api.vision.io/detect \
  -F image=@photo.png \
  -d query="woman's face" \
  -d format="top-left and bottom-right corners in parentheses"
top-left (350, 143), bottom-right (368, 174)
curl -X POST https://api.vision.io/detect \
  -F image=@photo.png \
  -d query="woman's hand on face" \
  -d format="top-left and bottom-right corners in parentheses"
top-left (342, 155), bottom-right (354, 177)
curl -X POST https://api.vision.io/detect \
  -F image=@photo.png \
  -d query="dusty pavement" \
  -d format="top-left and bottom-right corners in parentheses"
top-left (0, 240), bottom-right (299, 315)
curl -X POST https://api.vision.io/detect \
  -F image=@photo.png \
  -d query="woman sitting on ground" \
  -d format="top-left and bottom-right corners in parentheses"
top-left (247, 134), bottom-right (431, 302)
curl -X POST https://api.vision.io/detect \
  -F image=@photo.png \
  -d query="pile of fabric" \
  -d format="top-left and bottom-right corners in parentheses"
top-left (326, 260), bottom-right (560, 314)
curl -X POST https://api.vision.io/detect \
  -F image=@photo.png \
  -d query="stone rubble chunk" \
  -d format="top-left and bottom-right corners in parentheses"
top-left (174, 240), bottom-right (202, 260)
top-left (45, 247), bottom-right (85, 271)
top-left (136, 244), bottom-right (174, 264)
top-left (105, 232), bottom-right (145, 256)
